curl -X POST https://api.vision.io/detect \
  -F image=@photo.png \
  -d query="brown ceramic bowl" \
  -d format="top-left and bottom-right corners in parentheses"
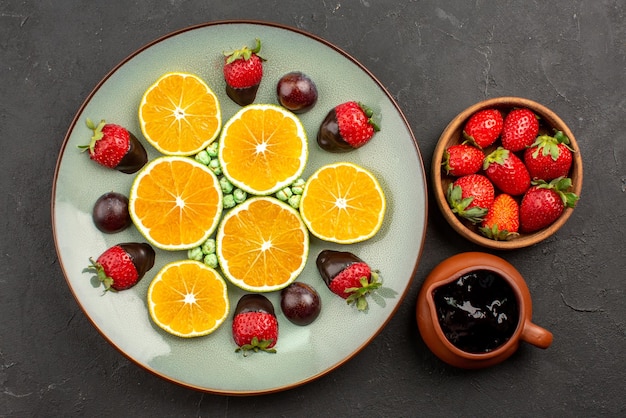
top-left (416, 252), bottom-right (553, 369)
top-left (432, 97), bottom-right (583, 249)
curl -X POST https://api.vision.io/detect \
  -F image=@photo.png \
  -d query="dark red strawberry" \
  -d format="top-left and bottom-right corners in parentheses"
top-left (223, 38), bottom-right (265, 106)
top-left (524, 131), bottom-right (574, 181)
top-left (86, 243), bottom-right (155, 291)
top-left (446, 174), bottom-right (495, 223)
top-left (519, 177), bottom-right (579, 233)
top-left (483, 147), bottom-right (531, 196)
top-left (442, 143), bottom-right (484, 176)
top-left (501, 108), bottom-right (539, 152)
top-left (79, 119), bottom-right (148, 174)
top-left (232, 294), bottom-right (278, 356)
top-left (462, 109), bottom-right (503, 149)
top-left (317, 101), bottom-right (380, 152)
top-left (316, 250), bottom-right (383, 311)
top-left (479, 193), bottom-right (520, 241)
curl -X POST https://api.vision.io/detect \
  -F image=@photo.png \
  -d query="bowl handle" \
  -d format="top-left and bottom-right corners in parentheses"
top-left (520, 321), bottom-right (553, 349)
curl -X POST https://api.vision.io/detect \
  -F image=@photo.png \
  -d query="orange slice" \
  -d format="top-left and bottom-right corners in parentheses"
top-left (216, 196), bottom-right (309, 292)
top-left (148, 260), bottom-right (229, 338)
top-left (139, 72), bottom-right (221, 156)
top-left (299, 162), bottom-right (386, 244)
top-left (129, 156), bottom-right (223, 250)
top-left (218, 104), bottom-right (308, 195)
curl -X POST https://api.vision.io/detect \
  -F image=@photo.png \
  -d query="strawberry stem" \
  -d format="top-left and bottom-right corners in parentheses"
top-left (344, 271), bottom-right (383, 311)
top-left (446, 183), bottom-right (488, 223)
top-left (533, 177), bottom-right (579, 208)
top-left (78, 118), bottom-right (106, 153)
top-left (224, 38), bottom-right (265, 63)
top-left (235, 336), bottom-right (276, 356)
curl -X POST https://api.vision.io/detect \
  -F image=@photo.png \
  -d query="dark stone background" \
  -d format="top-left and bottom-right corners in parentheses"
top-left (1, 1), bottom-right (624, 416)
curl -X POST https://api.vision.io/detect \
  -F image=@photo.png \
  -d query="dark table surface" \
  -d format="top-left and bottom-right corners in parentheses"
top-left (2, 1), bottom-right (625, 416)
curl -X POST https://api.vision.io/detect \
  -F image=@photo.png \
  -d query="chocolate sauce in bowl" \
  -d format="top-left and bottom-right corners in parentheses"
top-left (433, 269), bottom-right (519, 354)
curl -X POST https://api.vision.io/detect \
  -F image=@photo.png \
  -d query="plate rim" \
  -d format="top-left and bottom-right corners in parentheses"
top-left (51, 19), bottom-right (428, 395)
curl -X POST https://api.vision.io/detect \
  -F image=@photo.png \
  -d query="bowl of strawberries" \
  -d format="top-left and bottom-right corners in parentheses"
top-left (432, 97), bottom-right (583, 249)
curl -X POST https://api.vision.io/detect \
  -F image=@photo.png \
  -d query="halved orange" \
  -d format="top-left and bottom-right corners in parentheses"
top-left (299, 162), bottom-right (386, 244)
top-left (129, 156), bottom-right (223, 250)
top-left (139, 72), bottom-right (221, 156)
top-left (218, 104), bottom-right (308, 195)
top-left (148, 260), bottom-right (229, 338)
top-left (216, 196), bottom-right (309, 292)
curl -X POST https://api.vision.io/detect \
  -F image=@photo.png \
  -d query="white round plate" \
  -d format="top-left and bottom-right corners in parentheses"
top-left (52, 20), bottom-right (427, 395)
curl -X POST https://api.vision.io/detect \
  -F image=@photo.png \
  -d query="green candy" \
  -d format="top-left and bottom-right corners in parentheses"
top-left (208, 158), bottom-right (222, 175)
top-left (233, 188), bottom-right (247, 203)
top-left (206, 142), bottom-right (219, 158)
top-left (204, 253), bottom-right (219, 268)
top-left (223, 194), bottom-right (236, 208)
top-left (288, 194), bottom-right (301, 209)
top-left (276, 187), bottom-right (293, 201)
top-left (202, 238), bottom-right (216, 255)
top-left (219, 176), bottom-right (234, 194)
top-left (187, 246), bottom-right (204, 261)
top-left (195, 150), bottom-right (211, 166)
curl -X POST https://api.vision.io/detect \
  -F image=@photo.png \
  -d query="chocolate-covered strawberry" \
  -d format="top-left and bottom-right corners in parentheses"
top-left (86, 243), bottom-right (155, 291)
top-left (316, 250), bottom-right (382, 311)
top-left (317, 101), bottom-right (380, 152)
top-left (232, 294), bottom-right (278, 356)
top-left (79, 119), bottom-right (148, 174)
top-left (223, 38), bottom-right (265, 106)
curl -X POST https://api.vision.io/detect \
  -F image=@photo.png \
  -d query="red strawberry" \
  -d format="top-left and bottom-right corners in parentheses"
top-left (519, 177), bottom-right (579, 233)
top-left (317, 101), bottom-right (380, 152)
top-left (79, 119), bottom-right (148, 174)
top-left (316, 250), bottom-right (383, 311)
top-left (446, 174), bottom-right (495, 223)
top-left (479, 194), bottom-right (520, 241)
top-left (501, 108), bottom-right (539, 151)
top-left (462, 109), bottom-right (503, 149)
top-left (86, 243), bottom-right (155, 291)
top-left (442, 143), bottom-right (484, 176)
top-left (483, 147), bottom-right (531, 196)
top-left (524, 131), bottom-right (574, 181)
top-left (232, 294), bottom-right (278, 356)
top-left (223, 38), bottom-right (265, 106)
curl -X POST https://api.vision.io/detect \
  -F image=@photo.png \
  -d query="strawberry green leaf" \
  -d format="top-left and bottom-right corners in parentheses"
top-left (446, 184), bottom-right (488, 224)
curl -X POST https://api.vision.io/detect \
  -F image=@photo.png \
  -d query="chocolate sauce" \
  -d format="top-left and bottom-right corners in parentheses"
top-left (433, 269), bottom-right (519, 354)
top-left (316, 249), bottom-right (363, 286)
top-left (119, 243), bottom-right (155, 279)
top-left (234, 294), bottom-right (275, 316)
top-left (316, 109), bottom-right (354, 153)
top-left (225, 84), bottom-right (260, 106)
top-left (115, 132), bottom-right (148, 174)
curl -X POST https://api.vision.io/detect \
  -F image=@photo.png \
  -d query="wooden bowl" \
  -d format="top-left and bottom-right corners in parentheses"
top-left (432, 97), bottom-right (583, 249)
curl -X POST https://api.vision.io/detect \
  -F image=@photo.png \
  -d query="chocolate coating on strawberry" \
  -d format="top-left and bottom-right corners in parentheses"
top-left (317, 109), bottom-right (353, 152)
top-left (115, 131), bottom-right (148, 174)
top-left (225, 84), bottom-right (260, 107)
top-left (120, 243), bottom-right (156, 280)
top-left (234, 294), bottom-right (276, 316)
top-left (316, 249), bottom-right (363, 286)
